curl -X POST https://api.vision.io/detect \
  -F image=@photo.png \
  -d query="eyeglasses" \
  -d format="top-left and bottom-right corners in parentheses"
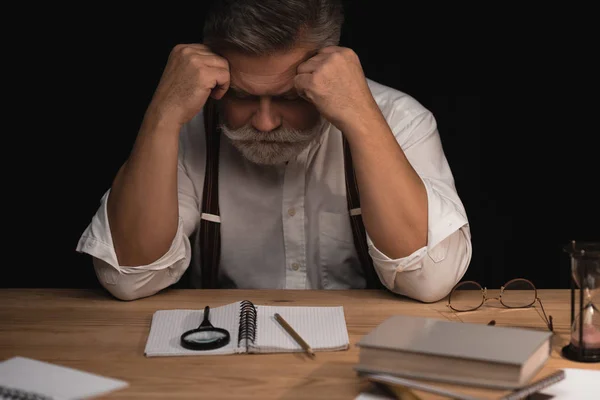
top-left (447, 278), bottom-right (554, 332)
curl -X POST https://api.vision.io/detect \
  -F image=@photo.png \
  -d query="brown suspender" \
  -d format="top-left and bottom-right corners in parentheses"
top-left (196, 101), bottom-right (383, 289)
top-left (198, 99), bottom-right (221, 289)
top-left (342, 138), bottom-right (383, 290)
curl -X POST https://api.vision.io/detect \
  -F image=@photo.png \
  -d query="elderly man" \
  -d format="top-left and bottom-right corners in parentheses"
top-left (77, 0), bottom-right (472, 301)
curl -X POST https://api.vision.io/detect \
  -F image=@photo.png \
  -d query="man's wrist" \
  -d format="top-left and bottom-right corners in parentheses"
top-left (141, 105), bottom-right (184, 137)
top-left (339, 104), bottom-right (389, 143)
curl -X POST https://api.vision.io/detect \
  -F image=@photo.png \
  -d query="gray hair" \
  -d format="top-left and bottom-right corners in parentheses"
top-left (203, 0), bottom-right (345, 55)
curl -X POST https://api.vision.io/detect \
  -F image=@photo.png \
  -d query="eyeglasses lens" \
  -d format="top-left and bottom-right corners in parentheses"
top-left (450, 281), bottom-right (484, 311)
top-left (501, 279), bottom-right (536, 307)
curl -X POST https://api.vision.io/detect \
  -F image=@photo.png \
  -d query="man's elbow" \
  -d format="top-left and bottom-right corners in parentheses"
top-left (92, 258), bottom-right (171, 301)
top-left (407, 281), bottom-right (458, 303)
top-left (104, 285), bottom-right (148, 301)
top-left (390, 227), bottom-right (472, 303)
top-left (391, 266), bottom-right (465, 304)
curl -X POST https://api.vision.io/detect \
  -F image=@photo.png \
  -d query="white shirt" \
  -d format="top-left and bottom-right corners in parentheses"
top-left (76, 79), bottom-right (472, 302)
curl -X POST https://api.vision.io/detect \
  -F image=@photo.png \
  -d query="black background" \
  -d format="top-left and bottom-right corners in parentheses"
top-left (5, 2), bottom-right (597, 291)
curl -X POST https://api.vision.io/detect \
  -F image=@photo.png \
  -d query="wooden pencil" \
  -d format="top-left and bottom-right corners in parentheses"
top-left (274, 313), bottom-right (315, 358)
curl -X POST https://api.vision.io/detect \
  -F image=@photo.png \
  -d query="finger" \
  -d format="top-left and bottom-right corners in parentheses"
top-left (296, 54), bottom-right (328, 74)
top-left (202, 54), bottom-right (230, 71)
top-left (210, 67), bottom-right (231, 100)
top-left (318, 46), bottom-right (357, 61)
top-left (172, 43), bottom-right (205, 57)
top-left (176, 44), bottom-right (229, 70)
top-left (177, 43), bottom-right (213, 54)
top-left (174, 43), bottom-right (227, 66)
top-left (293, 73), bottom-right (314, 101)
top-left (297, 59), bottom-right (319, 74)
top-left (186, 43), bottom-right (210, 50)
top-left (317, 46), bottom-right (344, 54)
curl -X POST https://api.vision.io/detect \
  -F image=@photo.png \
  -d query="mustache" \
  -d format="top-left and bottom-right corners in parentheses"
top-left (219, 123), bottom-right (321, 143)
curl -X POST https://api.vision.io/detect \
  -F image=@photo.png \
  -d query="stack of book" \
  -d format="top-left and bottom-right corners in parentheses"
top-left (354, 315), bottom-right (561, 399)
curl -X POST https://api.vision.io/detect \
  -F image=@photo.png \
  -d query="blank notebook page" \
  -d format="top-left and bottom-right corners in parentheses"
top-left (251, 305), bottom-right (349, 353)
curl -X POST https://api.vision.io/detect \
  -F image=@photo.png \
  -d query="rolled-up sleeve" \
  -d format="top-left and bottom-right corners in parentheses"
top-left (76, 189), bottom-right (192, 301)
top-left (76, 130), bottom-right (203, 300)
top-left (368, 102), bottom-right (472, 303)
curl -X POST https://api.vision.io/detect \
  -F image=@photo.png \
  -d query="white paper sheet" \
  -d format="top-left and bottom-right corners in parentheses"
top-left (535, 368), bottom-right (599, 400)
top-left (0, 356), bottom-right (128, 400)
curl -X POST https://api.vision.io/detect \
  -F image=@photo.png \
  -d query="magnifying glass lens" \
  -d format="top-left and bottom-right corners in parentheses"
top-left (180, 306), bottom-right (231, 350)
top-left (184, 330), bottom-right (228, 344)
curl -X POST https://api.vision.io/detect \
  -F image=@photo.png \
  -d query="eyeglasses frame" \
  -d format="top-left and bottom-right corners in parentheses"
top-left (446, 278), bottom-right (554, 332)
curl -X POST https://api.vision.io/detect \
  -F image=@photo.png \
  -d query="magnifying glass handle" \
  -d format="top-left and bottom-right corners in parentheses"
top-left (199, 305), bottom-right (211, 328)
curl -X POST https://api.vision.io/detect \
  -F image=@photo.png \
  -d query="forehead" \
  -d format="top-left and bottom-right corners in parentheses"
top-left (222, 47), bottom-right (315, 95)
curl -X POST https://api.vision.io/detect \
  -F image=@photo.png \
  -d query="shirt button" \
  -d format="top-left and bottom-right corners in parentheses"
top-left (288, 208), bottom-right (296, 217)
top-left (291, 262), bottom-right (300, 271)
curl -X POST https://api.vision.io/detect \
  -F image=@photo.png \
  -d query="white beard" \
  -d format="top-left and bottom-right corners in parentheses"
top-left (220, 119), bottom-right (325, 165)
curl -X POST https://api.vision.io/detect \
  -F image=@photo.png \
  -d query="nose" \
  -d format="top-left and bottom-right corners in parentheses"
top-left (251, 97), bottom-right (281, 132)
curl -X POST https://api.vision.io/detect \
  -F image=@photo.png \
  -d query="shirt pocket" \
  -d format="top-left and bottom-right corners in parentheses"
top-left (318, 211), bottom-right (365, 289)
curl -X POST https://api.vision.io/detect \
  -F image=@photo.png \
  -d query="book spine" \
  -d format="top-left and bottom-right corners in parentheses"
top-left (238, 300), bottom-right (257, 351)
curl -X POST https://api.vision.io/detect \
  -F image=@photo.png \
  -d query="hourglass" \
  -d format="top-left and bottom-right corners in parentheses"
top-left (562, 240), bottom-right (600, 362)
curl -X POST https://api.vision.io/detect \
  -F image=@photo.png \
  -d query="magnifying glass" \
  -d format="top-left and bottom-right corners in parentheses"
top-left (180, 305), bottom-right (231, 350)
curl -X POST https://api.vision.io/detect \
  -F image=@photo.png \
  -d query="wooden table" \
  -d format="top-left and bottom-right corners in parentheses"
top-left (0, 288), bottom-right (598, 399)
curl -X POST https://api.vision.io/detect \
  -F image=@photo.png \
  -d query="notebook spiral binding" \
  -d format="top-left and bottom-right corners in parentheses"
top-left (238, 300), bottom-right (257, 350)
top-left (500, 370), bottom-right (565, 400)
top-left (0, 386), bottom-right (53, 400)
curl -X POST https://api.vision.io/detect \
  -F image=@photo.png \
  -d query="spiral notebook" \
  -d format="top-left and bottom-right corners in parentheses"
top-left (144, 300), bottom-right (350, 356)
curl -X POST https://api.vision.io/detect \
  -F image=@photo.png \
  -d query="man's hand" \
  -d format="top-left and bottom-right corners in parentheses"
top-left (294, 46), bottom-right (380, 132)
top-left (148, 44), bottom-right (230, 127)
top-left (107, 44), bottom-right (229, 268)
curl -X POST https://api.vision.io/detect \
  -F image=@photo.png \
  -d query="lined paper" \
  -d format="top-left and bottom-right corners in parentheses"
top-left (144, 301), bottom-right (242, 356)
top-left (143, 301), bottom-right (350, 356)
top-left (251, 305), bottom-right (350, 353)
